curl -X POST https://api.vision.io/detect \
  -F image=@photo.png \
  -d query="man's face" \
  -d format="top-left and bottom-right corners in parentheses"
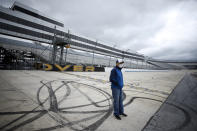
top-left (116, 63), bottom-right (124, 68)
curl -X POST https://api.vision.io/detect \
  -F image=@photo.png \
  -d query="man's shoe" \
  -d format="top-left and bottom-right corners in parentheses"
top-left (120, 113), bottom-right (127, 117)
top-left (114, 114), bottom-right (121, 120)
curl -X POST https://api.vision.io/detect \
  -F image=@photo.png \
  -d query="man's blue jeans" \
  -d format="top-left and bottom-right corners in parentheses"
top-left (111, 87), bottom-right (124, 115)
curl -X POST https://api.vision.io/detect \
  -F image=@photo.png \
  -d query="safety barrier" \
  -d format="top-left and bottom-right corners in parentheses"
top-left (35, 63), bottom-right (105, 72)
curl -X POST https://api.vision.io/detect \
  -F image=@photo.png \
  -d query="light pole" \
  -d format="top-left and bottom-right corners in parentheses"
top-left (109, 44), bottom-right (117, 67)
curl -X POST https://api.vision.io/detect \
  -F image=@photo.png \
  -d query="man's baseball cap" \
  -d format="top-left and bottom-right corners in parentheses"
top-left (116, 59), bottom-right (124, 64)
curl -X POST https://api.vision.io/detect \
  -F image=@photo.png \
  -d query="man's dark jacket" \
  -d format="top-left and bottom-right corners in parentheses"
top-left (109, 66), bottom-right (124, 89)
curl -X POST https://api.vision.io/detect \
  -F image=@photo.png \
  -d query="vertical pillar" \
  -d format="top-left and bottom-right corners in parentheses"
top-left (92, 40), bottom-right (97, 66)
top-left (65, 30), bottom-right (70, 65)
top-left (122, 51), bottom-right (125, 60)
top-left (146, 61), bottom-right (148, 69)
top-left (136, 59), bottom-right (138, 69)
top-left (130, 59), bottom-right (132, 69)
top-left (65, 47), bottom-right (68, 64)
top-left (59, 45), bottom-right (64, 65)
top-left (51, 26), bottom-right (57, 64)
top-left (92, 50), bottom-right (95, 66)
top-left (109, 55), bottom-right (111, 67)
top-left (52, 44), bottom-right (57, 64)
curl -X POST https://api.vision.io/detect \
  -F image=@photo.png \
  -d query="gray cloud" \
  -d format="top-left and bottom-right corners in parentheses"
top-left (1, 0), bottom-right (197, 61)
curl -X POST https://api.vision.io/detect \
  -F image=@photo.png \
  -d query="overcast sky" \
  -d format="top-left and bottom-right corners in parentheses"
top-left (1, 0), bottom-right (197, 61)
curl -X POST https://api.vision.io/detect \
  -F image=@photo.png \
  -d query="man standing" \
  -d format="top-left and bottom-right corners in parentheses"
top-left (110, 59), bottom-right (127, 120)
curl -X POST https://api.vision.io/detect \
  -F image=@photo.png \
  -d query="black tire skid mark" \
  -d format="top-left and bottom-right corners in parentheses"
top-left (124, 89), bottom-right (167, 99)
top-left (63, 72), bottom-right (169, 96)
top-left (139, 98), bottom-right (192, 131)
top-left (36, 80), bottom-right (113, 131)
top-left (60, 81), bottom-right (112, 130)
top-left (37, 81), bottom-right (80, 131)
top-left (37, 81), bottom-right (70, 110)
top-left (165, 102), bottom-right (191, 131)
top-left (60, 73), bottom-right (195, 131)
top-left (0, 110), bottom-right (47, 131)
top-left (37, 80), bottom-right (113, 131)
top-left (1, 78), bottom-right (193, 131)
top-left (35, 113), bottom-right (103, 131)
top-left (142, 74), bottom-right (196, 131)
top-left (69, 82), bottom-right (111, 108)
top-left (58, 109), bottom-right (108, 114)
top-left (59, 81), bottom-right (113, 131)
top-left (0, 80), bottom-right (69, 131)
top-left (70, 82), bottom-right (113, 131)
top-left (0, 82), bottom-right (50, 130)
top-left (5, 112), bottom-right (46, 131)
top-left (57, 81), bottom-right (71, 106)
top-left (37, 80), bottom-right (193, 131)
top-left (47, 82), bottom-right (58, 112)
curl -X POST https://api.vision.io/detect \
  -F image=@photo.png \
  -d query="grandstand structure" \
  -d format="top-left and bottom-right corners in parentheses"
top-left (0, 2), bottom-right (196, 70)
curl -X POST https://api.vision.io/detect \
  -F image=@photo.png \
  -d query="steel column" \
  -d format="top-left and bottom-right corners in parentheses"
top-left (59, 45), bottom-right (64, 65)
top-left (92, 41), bottom-right (97, 66)
top-left (109, 55), bottom-right (111, 67)
top-left (51, 26), bottom-right (57, 64)
top-left (65, 30), bottom-right (70, 64)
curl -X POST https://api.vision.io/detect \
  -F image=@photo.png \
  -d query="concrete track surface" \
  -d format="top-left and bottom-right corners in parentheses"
top-left (0, 70), bottom-right (196, 131)
top-left (143, 72), bottom-right (197, 131)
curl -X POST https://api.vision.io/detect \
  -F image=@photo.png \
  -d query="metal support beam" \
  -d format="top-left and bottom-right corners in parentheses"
top-left (136, 59), bottom-right (138, 69)
top-left (51, 43), bottom-right (57, 64)
top-left (109, 56), bottom-right (111, 67)
top-left (59, 45), bottom-right (64, 65)
top-left (51, 26), bottom-right (57, 64)
top-left (65, 30), bottom-right (70, 64)
top-left (65, 47), bottom-right (68, 64)
top-left (109, 45), bottom-right (116, 67)
top-left (92, 41), bottom-right (97, 66)
top-left (130, 59), bottom-right (132, 69)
